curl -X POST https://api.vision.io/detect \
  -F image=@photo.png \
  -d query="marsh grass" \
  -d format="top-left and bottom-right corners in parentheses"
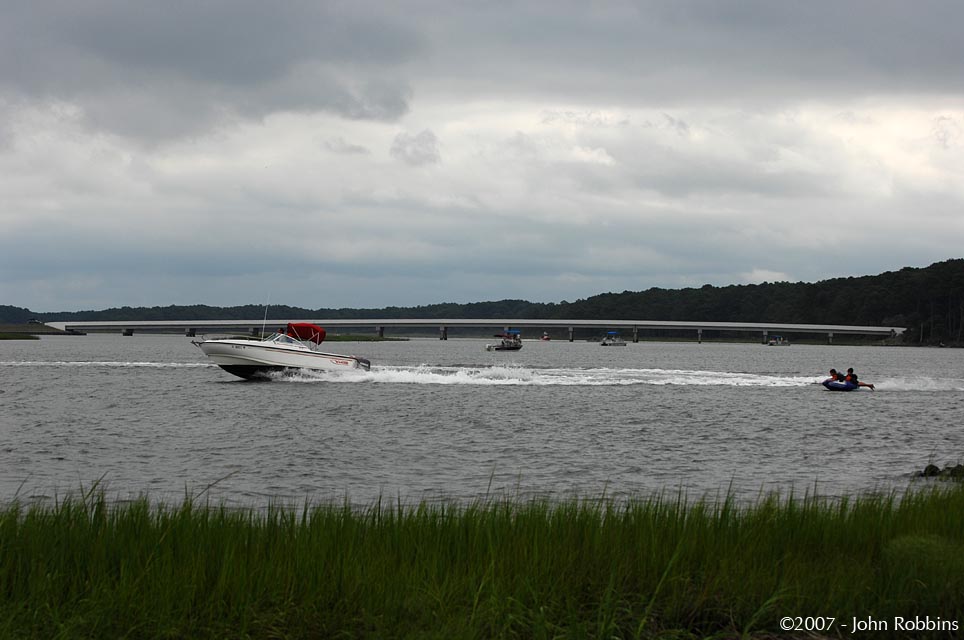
top-left (2, 484), bottom-right (964, 638)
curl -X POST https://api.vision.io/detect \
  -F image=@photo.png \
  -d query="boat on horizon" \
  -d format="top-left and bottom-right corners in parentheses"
top-left (600, 331), bottom-right (627, 346)
top-left (194, 322), bottom-right (371, 379)
top-left (486, 330), bottom-right (523, 351)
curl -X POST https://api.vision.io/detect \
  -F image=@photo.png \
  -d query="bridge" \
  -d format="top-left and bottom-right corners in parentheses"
top-left (46, 318), bottom-right (905, 344)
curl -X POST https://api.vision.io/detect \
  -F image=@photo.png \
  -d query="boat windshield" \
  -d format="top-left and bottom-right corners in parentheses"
top-left (265, 333), bottom-right (300, 345)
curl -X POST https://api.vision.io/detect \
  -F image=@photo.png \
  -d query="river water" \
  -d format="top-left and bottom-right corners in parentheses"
top-left (1, 334), bottom-right (962, 506)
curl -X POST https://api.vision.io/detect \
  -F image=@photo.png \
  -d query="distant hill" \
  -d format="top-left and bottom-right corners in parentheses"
top-left (5, 259), bottom-right (963, 345)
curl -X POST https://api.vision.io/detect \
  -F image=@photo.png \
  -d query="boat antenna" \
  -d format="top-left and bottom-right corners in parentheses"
top-left (260, 294), bottom-right (271, 339)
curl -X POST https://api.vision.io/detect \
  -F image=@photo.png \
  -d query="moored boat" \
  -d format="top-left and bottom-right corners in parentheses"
top-left (194, 322), bottom-right (371, 379)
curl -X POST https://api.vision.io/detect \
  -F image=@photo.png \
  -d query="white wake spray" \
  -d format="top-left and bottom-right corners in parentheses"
top-left (5, 360), bottom-right (961, 390)
top-left (277, 364), bottom-right (826, 388)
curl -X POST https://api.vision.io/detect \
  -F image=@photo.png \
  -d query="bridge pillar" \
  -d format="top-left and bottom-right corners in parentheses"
top-left (828, 332), bottom-right (833, 345)
top-left (439, 326), bottom-right (448, 340)
top-left (698, 328), bottom-right (702, 344)
top-left (568, 327), bottom-right (574, 342)
top-left (250, 327), bottom-right (261, 337)
top-left (376, 326), bottom-right (384, 338)
top-left (185, 328), bottom-right (196, 337)
top-left (122, 328), bottom-right (134, 336)
top-left (633, 327), bottom-right (638, 343)
top-left (762, 330), bottom-right (768, 345)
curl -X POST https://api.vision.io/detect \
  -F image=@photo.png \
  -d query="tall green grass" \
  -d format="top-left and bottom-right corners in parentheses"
top-left (2, 484), bottom-right (963, 638)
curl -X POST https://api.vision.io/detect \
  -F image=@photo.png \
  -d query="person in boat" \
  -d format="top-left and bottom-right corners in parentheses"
top-left (826, 368), bottom-right (844, 382)
top-left (845, 367), bottom-right (875, 390)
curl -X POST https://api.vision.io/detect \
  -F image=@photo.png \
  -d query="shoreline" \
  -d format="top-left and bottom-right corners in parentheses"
top-left (0, 323), bottom-right (70, 338)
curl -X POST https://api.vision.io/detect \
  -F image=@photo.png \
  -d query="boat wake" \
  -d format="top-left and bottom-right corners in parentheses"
top-left (278, 366), bottom-right (964, 390)
top-left (277, 365), bottom-right (823, 387)
top-left (5, 360), bottom-right (961, 390)
top-left (871, 376), bottom-right (964, 392)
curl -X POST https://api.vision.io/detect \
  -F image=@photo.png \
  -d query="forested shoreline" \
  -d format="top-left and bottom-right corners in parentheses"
top-left (4, 259), bottom-right (963, 345)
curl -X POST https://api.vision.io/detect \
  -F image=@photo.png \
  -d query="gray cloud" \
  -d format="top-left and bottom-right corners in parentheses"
top-left (4, 1), bottom-right (963, 141)
top-left (0, 1), bottom-right (419, 140)
top-left (390, 130), bottom-right (441, 166)
top-left (404, 0), bottom-right (964, 106)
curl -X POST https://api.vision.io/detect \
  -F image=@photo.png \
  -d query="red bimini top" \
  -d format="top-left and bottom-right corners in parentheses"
top-left (286, 322), bottom-right (326, 344)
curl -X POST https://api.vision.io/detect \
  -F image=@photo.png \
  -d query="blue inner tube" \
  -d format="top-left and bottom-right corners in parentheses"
top-left (822, 379), bottom-right (858, 392)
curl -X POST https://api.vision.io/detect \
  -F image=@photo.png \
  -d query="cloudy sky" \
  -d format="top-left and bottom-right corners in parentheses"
top-left (2, 1), bottom-right (962, 312)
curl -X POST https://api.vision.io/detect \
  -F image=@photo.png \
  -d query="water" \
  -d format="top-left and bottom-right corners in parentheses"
top-left (2, 334), bottom-right (962, 506)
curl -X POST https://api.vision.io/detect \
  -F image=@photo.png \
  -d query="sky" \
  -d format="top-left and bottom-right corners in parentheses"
top-left (2, 1), bottom-right (963, 312)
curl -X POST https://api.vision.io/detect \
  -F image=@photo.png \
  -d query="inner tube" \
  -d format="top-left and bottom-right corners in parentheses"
top-left (822, 379), bottom-right (859, 392)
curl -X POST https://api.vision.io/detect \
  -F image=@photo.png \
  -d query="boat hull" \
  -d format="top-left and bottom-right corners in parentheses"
top-left (198, 339), bottom-right (370, 379)
top-left (217, 364), bottom-right (286, 379)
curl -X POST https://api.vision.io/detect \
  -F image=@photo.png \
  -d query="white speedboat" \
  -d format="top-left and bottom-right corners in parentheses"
top-left (194, 322), bottom-right (371, 379)
top-left (600, 331), bottom-right (627, 346)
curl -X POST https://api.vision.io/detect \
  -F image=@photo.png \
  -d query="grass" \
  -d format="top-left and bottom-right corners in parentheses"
top-left (2, 484), bottom-right (964, 638)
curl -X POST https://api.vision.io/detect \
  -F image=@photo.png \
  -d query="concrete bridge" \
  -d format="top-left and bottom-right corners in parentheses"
top-left (46, 318), bottom-right (905, 344)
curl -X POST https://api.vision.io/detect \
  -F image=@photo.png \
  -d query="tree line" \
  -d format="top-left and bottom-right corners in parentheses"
top-left (3, 259), bottom-right (962, 345)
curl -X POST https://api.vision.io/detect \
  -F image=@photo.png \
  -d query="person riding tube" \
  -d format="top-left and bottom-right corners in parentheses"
top-left (846, 367), bottom-right (875, 390)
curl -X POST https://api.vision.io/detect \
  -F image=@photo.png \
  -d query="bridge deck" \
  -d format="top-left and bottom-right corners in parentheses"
top-left (47, 318), bottom-right (904, 337)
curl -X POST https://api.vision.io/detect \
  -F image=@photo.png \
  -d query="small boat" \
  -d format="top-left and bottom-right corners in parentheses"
top-left (600, 331), bottom-right (627, 346)
top-left (822, 379), bottom-right (859, 392)
top-left (767, 335), bottom-right (791, 346)
top-left (194, 322), bottom-right (371, 379)
top-left (486, 330), bottom-right (523, 351)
